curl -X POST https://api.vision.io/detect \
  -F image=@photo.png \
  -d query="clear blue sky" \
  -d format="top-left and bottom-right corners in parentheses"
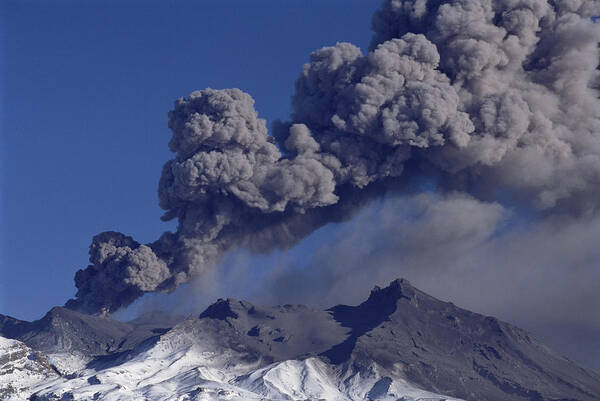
top-left (0, 0), bottom-right (381, 321)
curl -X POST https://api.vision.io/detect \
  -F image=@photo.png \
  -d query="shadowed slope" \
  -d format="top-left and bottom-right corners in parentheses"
top-left (322, 279), bottom-right (600, 401)
top-left (0, 307), bottom-right (183, 359)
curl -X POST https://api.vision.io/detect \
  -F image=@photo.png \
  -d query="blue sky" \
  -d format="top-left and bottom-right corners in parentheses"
top-left (0, 0), bottom-right (381, 321)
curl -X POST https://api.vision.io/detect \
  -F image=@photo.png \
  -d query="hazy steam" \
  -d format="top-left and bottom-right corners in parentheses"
top-left (66, 0), bottom-right (600, 314)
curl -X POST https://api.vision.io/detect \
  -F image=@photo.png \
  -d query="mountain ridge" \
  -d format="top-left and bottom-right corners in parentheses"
top-left (1, 278), bottom-right (599, 401)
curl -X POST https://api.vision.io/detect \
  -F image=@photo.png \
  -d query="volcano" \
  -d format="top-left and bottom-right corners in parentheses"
top-left (1, 279), bottom-right (599, 401)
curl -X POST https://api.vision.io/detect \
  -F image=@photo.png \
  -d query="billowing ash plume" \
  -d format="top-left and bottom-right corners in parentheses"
top-left (66, 0), bottom-right (600, 314)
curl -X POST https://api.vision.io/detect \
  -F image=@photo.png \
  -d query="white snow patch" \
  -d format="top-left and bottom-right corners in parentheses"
top-left (0, 336), bottom-right (60, 400)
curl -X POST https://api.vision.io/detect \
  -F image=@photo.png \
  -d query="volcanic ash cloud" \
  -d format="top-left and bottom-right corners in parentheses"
top-left (66, 0), bottom-right (600, 314)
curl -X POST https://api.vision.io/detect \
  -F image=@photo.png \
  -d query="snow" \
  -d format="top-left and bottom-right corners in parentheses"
top-left (0, 291), bottom-right (474, 400)
top-left (0, 336), bottom-right (59, 400)
top-left (4, 280), bottom-right (598, 400)
top-left (46, 352), bottom-right (90, 375)
top-left (235, 358), bottom-right (345, 400)
top-left (20, 330), bottom-right (463, 401)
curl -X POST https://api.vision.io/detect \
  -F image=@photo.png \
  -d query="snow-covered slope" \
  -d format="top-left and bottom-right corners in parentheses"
top-left (29, 336), bottom-right (458, 401)
top-left (4, 279), bottom-right (600, 400)
top-left (26, 298), bottom-right (459, 400)
top-left (0, 307), bottom-right (182, 361)
top-left (0, 336), bottom-right (59, 400)
top-left (234, 357), bottom-right (458, 401)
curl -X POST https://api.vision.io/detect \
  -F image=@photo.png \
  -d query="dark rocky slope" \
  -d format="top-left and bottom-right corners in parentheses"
top-left (323, 279), bottom-right (600, 401)
top-left (187, 279), bottom-right (600, 401)
top-left (0, 307), bottom-right (181, 358)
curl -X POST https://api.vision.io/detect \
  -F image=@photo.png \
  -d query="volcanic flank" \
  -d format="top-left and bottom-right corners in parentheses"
top-left (2, 279), bottom-right (599, 401)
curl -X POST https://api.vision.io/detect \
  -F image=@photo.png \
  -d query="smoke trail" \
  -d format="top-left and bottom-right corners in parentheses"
top-left (66, 0), bottom-right (600, 314)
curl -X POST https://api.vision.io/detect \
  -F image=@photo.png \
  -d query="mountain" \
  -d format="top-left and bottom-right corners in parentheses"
top-left (0, 337), bottom-right (59, 400)
top-left (322, 279), bottom-right (600, 400)
top-left (0, 307), bottom-right (183, 374)
top-left (2, 279), bottom-right (599, 400)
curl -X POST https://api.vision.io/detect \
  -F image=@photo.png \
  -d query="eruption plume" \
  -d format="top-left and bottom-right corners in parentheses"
top-left (66, 0), bottom-right (600, 314)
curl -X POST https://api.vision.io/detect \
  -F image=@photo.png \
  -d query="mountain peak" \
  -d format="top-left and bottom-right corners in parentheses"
top-left (364, 278), bottom-right (419, 309)
top-left (4, 279), bottom-right (600, 401)
top-left (198, 298), bottom-right (253, 320)
top-left (374, 277), bottom-right (411, 289)
top-left (369, 278), bottom-right (414, 298)
top-left (44, 306), bottom-right (83, 320)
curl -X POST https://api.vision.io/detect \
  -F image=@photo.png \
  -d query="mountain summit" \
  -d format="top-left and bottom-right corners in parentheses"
top-left (1, 279), bottom-right (599, 400)
top-left (325, 279), bottom-right (600, 400)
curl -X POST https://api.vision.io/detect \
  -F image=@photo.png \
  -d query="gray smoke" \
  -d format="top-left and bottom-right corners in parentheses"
top-left (66, 0), bottom-right (600, 314)
top-left (237, 191), bottom-right (600, 370)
